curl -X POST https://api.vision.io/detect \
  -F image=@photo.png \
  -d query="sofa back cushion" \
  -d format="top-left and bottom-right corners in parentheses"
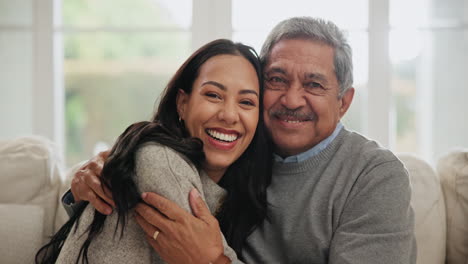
top-left (438, 150), bottom-right (468, 264)
top-left (399, 154), bottom-right (447, 264)
top-left (0, 204), bottom-right (44, 264)
top-left (0, 136), bottom-right (64, 243)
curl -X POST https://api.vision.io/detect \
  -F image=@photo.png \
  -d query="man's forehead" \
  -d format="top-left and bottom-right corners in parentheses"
top-left (266, 40), bottom-right (334, 68)
top-left (269, 38), bottom-right (334, 55)
top-left (264, 61), bottom-right (334, 80)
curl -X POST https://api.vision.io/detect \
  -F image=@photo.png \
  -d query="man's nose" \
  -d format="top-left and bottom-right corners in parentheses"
top-left (218, 101), bottom-right (240, 125)
top-left (280, 83), bottom-right (306, 110)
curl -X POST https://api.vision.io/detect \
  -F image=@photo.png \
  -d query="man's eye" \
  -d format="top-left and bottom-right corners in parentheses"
top-left (269, 76), bottom-right (285, 83)
top-left (306, 82), bottom-right (323, 89)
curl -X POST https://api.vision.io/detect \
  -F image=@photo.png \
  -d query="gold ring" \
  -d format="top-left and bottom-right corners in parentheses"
top-left (153, 230), bottom-right (160, 241)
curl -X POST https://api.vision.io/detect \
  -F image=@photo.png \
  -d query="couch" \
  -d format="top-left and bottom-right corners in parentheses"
top-left (0, 136), bottom-right (467, 264)
top-left (0, 136), bottom-right (71, 264)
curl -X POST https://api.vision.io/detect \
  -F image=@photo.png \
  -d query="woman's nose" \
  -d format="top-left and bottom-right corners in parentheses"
top-left (218, 101), bottom-right (240, 125)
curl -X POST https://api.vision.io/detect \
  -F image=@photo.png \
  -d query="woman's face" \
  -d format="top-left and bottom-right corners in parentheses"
top-left (177, 54), bottom-right (260, 182)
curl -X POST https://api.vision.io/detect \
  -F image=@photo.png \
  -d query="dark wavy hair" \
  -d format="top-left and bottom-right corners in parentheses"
top-left (36, 39), bottom-right (272, 264)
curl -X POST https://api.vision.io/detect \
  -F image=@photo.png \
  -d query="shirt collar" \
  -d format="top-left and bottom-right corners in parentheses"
top-left (273, 122), bottom-right (343, 163)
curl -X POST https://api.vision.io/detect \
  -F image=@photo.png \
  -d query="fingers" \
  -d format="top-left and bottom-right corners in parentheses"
top-left (86, 174), bottom-right (114, 207)
top-left (86, 188), bottom-right (113, 215)
top-left (189, 188), bottom-right (216, 225)
top-left (74, 168), bottom-right (114, 203)
top-left (84, 155), bottom-right (115, 207)
top-left (71, 167), bottom-right (114, 215)
top-left (135, 202), bottom-right (172, 233)
top-left (144, 234), bottom-right (163, 258)
top-left (135, 204), bottom-right (175, 260)
top-left (136, 213), bottom-right (180, 264)
top-left (69, 150), bottom-right (115, 211)
top-left (135, 212), bottom-right (162, 240)
top-left (189, 189), bottom-right (209, 218)
top-left (135, 214), bottom-right (164, 256)
top-left (98, 150), bottom-right (111, 160)
top-left (70, 175), bottom-right (83, 203)
top-left (140, 192), bottom-right (188, 222)
top-left (86, 159), bottom-right (103, 177)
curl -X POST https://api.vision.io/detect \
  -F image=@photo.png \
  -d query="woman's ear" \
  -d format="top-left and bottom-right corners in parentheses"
top-left (176, 89), bottom-right (188, 120)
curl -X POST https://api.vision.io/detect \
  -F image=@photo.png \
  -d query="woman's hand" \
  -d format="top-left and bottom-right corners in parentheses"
top-left (71, 150), bottom-right (115, 214)
top-left (135, 189), bottom-right (230, 264)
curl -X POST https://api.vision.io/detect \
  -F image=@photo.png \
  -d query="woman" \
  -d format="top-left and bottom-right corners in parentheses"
top-left (36, 39), bottom-right (272, 263)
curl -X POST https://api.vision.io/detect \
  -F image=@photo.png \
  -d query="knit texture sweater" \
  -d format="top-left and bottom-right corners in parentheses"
top-left (242, 128), bottom-right (417, 264)
top-left (56, 143), bottom-right (237, 263)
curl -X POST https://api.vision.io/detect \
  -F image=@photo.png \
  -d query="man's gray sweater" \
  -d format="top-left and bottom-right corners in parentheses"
top-left (242, 128), bottom-right (417, 264)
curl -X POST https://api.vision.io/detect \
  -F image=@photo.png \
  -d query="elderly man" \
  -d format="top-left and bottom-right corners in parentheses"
top-left (65, 17), bottom-right (416, 263)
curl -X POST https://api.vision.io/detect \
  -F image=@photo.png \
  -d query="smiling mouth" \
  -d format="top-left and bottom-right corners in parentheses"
top-left (206, 129), bottom-right (240, 142)
top-left (276, 115), bottom-right (311, 124)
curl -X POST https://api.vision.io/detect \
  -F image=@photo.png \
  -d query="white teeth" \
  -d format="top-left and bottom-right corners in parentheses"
top-left (284, 120), bottom-right (301, 123)
top-left (207, 129), bottom-right (238, 142)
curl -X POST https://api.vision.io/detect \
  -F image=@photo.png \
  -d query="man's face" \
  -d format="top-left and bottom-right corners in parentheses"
top-left (263, 38), bottom-right (354, 157)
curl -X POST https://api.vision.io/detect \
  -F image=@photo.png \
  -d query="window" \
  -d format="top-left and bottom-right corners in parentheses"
top-left (390, 0), bottom-right (468, 162)
top-left (0, 0), bottom-right (34, 138)
top-left (58, 0), bottom-right (192, 165)
top-left (2, 0), bottom-right (467, 166)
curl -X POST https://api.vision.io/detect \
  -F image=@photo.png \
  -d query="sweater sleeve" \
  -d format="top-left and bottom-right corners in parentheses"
top-left (61, 189), bottom-right (84, 217)
top-left (134, 144), bottom-right (203, 211)
top-left (134, 144), bottom-right (238, 262)
top-left (328, 159), bottom-right (417, 264)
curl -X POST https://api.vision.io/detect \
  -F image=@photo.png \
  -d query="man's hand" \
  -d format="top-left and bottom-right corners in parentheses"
top-left (135, 189), bottom-right (229, 264)
top-left (71, 150), bottom-right (115, 215)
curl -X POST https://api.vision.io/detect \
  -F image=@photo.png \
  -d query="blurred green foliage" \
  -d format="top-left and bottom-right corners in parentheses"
top-left (63, 0), bottom-right (191, 166)
top-left (62, 0), bottom-right (179, 28)
top-left (65, 73), bottom-right (168, 165)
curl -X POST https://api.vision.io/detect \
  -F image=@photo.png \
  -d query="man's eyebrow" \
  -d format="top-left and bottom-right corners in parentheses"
top-left (265, 67), bottom-right (287, 75)
top-left (202, 81), bottom-right (226, 90)
top-left (305, 73), bottom-right (329, 84)
top-left (202, 81), bottom-right (258, 97)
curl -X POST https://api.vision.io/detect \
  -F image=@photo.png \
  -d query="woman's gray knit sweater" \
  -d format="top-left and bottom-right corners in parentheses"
top-left (56, 143), bottom-right (237, 263)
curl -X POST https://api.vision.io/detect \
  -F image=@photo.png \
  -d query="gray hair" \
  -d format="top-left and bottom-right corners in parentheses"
top-left (260, 17), bottom-right (353, 96)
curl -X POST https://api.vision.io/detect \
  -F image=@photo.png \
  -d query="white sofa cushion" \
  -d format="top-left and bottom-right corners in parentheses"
top-left (0, 136), bottom-right (64, 243)
top-left (399, 154), bottom-right (446, 264)
top-left (0, 204), bottom-right (44, 264)
top-left (438, 150), bottom-right (468, 264)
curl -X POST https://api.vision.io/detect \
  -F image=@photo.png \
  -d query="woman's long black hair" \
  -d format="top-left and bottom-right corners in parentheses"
top-left (36, 39), bottom-right (272, 263)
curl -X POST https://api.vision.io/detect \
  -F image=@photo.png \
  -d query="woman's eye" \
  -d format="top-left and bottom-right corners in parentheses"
top-left (205, 92), bottom-right (221, 99)
top-left (240, 100), bottom-right (256, 107)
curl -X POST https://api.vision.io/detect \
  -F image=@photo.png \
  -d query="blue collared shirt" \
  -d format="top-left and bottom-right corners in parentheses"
top-left (274, 122), bottom-right (343, 163)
